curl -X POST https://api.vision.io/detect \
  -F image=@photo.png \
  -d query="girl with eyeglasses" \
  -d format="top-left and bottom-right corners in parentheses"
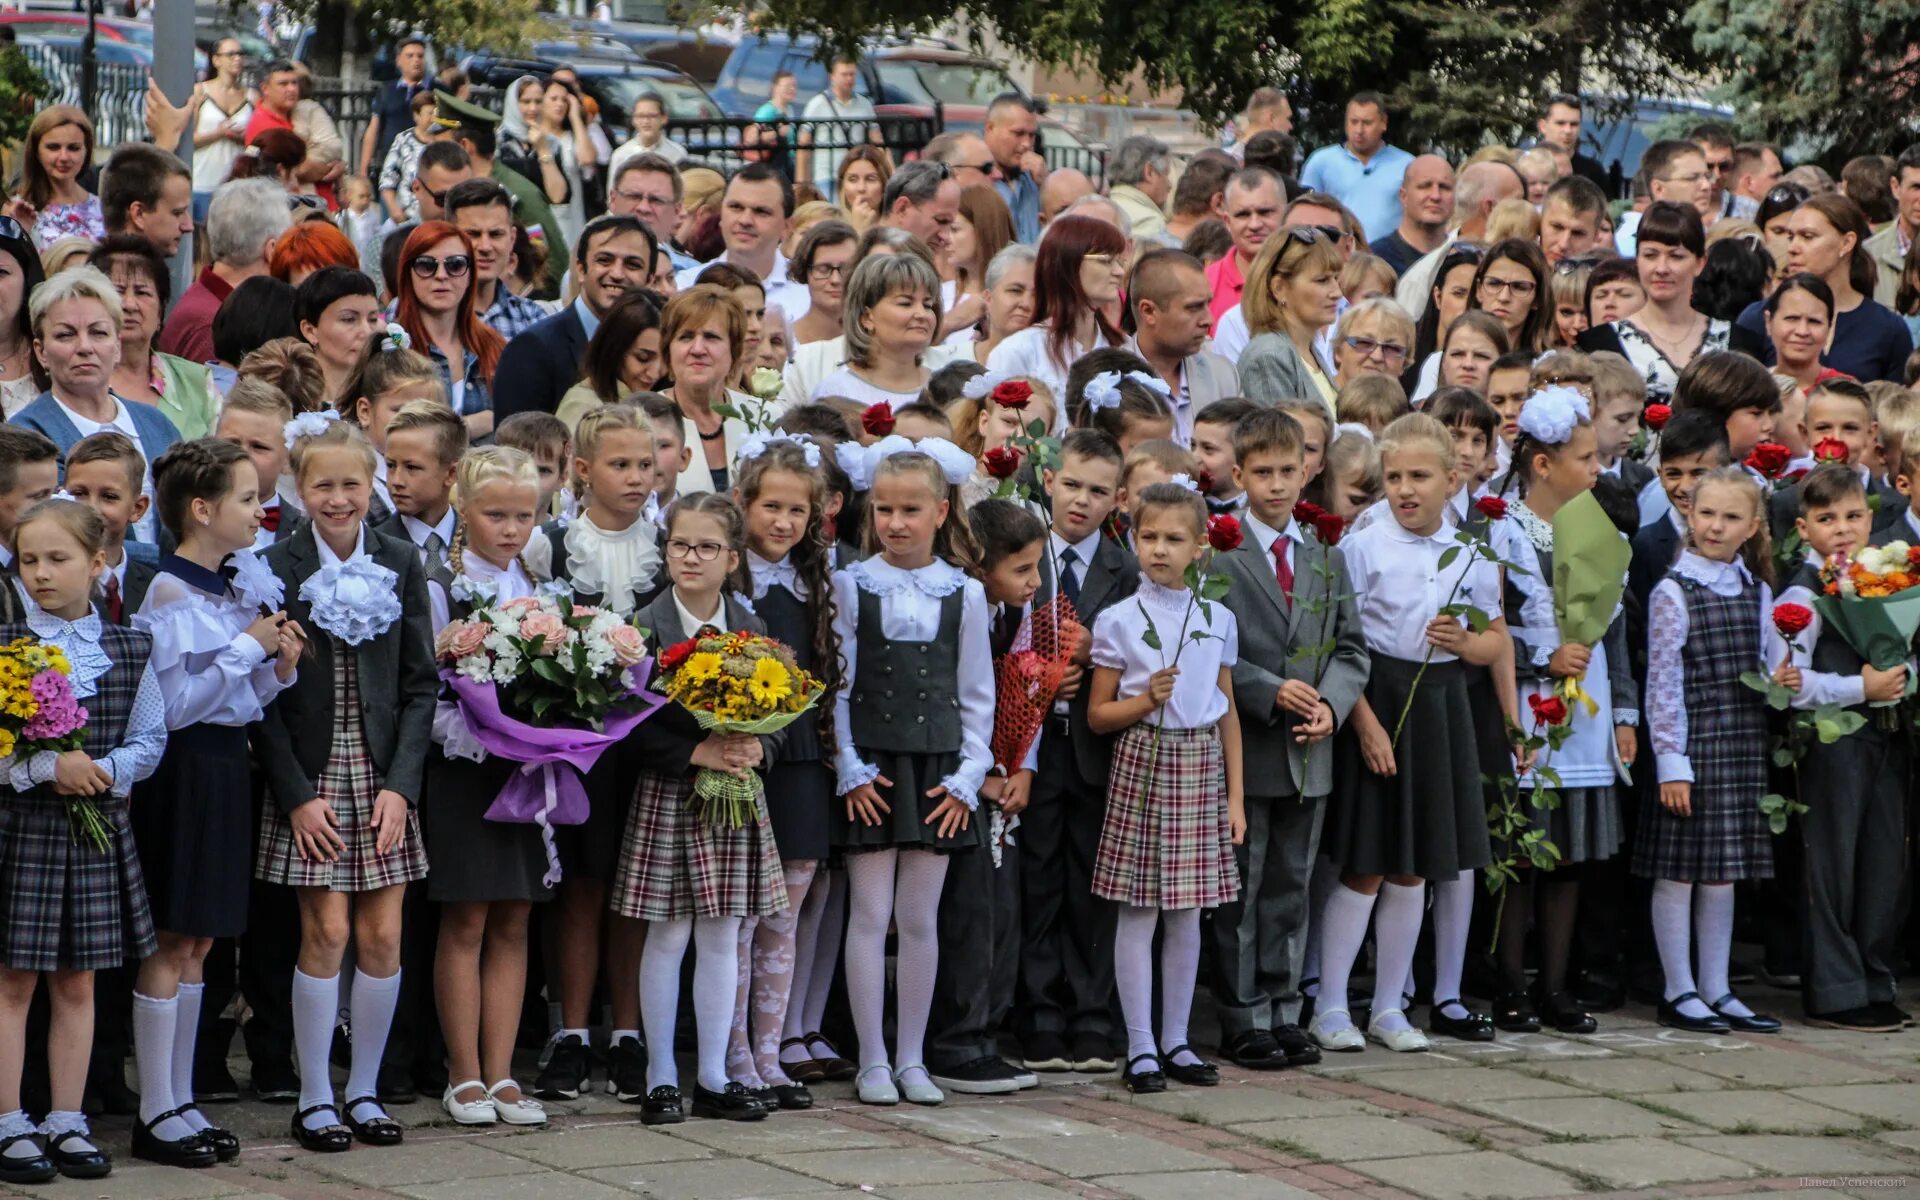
top-left (394, 222), bottom-right (504, 441)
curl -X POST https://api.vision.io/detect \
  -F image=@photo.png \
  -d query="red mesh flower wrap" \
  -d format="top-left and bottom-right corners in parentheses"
top-left (861, 402), bottom-right (896, 437)
top-left (990, 596), bottom-right (1083, 773)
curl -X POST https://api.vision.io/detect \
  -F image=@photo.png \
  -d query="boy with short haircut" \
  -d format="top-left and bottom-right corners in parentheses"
top-left (1587, 352), bottom-right (1659, 517)
top-left (1774, 464), bottom-right (1910, 1031)
top-left (0, 425), bottom-right (61, 581)
top-left (1870, 387), bottom-right (1920, 504)
top-left (1190, 397), bottom-right (1258, 515)
top-left (64, 433), bottom-right (157, 621)
top-left (1486, 352), bottom-right (1534, 452)
top-left (1020, 429), bottom-right (1137, 1074)
top-left (215, 378), bottom-right (299, 550)
top-left (496, 412), bottom-right (571, 516)
top-left (637, 394), bottom-right (688, 521)
top-left (892, 401), bottom-right (955, 442)
top-left (1881, 433), bottom-right (1920, 546)
top-left (1336, 374), bottom-right (1409, 436)
top-left (1209, 408), bottom-right (1369, 1069)
top-left (377, 400), bottom-right (468, 570)
top-left (1769, 379), bottom-right (1889, 540)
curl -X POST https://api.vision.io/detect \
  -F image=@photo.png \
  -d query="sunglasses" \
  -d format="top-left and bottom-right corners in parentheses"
top-left (1553, 256), bottom-right (1600, 275)
top-left (0, 215), bottom-right (24, 242)
top-left (1765, 184), bottom-right (1807, 206)
top-left (410, 254), bottom-right (471, 279)
top-left (287, 194), bottom-right (325, 211)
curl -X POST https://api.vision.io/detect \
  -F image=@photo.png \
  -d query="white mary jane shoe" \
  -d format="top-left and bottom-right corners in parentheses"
top-left (893, 1066), bottom-right (944, 1107)
top-left (1366, 1010), bottom-right (1432, 1053)
top-left (488, 1080), bottom-right (548, 1125)
top-left (442, 1080), bottom-right (497, 1125)
top-left (855, 1064), bottom-right (900, 1106)
top-left (1309, 1010), bottom-right (1366, 1052)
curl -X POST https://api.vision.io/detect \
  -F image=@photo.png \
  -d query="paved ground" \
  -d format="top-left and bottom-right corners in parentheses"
top-left (15, 981), bottom-right (1920, 1199)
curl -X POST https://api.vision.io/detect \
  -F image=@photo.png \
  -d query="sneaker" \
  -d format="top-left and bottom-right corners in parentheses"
top-left (1805, 1006), bottom-right (1901, 1032)
top-left (928, 1056), bottom-right (1023, 1095)
top-left (1069, 1032), bottom-right (1116, 1073)
top-left (251, 1058), bottom-right (300, 1103)
top-left (534, 1034), bottom-right (590, 1100)
top-left (1009, 1061), bottom-right (1039, 1089)
top-left (608, 1037), bottom-right (648, 1103)
top-left (1021, 1032), bottom-right (1072, 1073)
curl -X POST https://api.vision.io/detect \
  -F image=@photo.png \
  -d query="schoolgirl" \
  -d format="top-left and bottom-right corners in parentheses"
top-left (341, 334), bottom-right (447, 525)
top-left (1064, 350), bottom-right (1176, 454)
top-left (1085, 483), bottom-right (1245, 1094)
top-left (0, 500), bottom-right (166, 1184)
top-left (1319, 413), bottom-right (1509, 1054)
top-left (610, 493), bottom-right (789, 1125)
top-left (129, 441), bottom-right (300, 1167)
top-left (1633, 465), bottom-right (1781, 1034)
top-left (423, 448), bottom-right (552, 1128)
top-left (252, 415), bottom-right (436, 1154)
top-left (830, 436), bottom-right (995, 1107)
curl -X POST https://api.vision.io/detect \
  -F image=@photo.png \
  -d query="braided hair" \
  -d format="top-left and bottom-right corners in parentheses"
top-left (733, 439), bottom-right (843, 743)
top-left (448, 446), bottom-right (541, 584)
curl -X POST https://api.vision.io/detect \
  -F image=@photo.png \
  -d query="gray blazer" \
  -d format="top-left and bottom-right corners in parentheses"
top-left (1238, 332), bottom-right (1333, 408)
top-left (1038, 534), bottom-right (1139, 786)
top-left (1216, 527), bottom-right (1369, 798)
top-left (1186, 349), bottom-right (1241, 410)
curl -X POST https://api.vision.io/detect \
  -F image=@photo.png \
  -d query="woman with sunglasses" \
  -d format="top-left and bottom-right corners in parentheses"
top-left (1239, 224), bottom-right (1343, 410)
top-left (0, 218), bottom-right (47, 418)
top-left (986, 214), bottom-right (1128, 427)
top-left (394, 222), bottom-right (505, 440)
top-left (1331, 297), bottom-right (1416, 389)
top-left (1405, 243), bottom-right (1483, 403)
top-left (193, 39), bottom-right (254, 224)
top-left (8, 107), bottom-right (103, 252)
top-left (1755, 181), bottom-right (1811, 277)
top-left (1467, 238), bottom-right (1552, 356)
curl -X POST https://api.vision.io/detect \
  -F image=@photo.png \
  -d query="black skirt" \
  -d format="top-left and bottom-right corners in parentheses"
top-left (833, 748), bottom-right (985, 855)
top-left (131, 723), bottom-right (253, 938)
top-left (1328, 655), bottom-right (1492, 878)
top-left (553, 735), bottom-right (638, 885)
top-left (765, 758), bottom-right (834, 862)
top-left (421, 754), bottom-right (554, 904)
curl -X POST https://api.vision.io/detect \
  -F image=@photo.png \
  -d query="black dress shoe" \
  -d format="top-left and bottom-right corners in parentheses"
top-left (1806, 1005), bottom-right (1901, 1032)
top-left (251, 1058), bottom-right (300, 1103)
top-left (1161, 1046), bottom-right (1219, 1087)
top-left (1873, 1002), bottom-right (1914, 1028)
top-left (0, 1132), bottom-right (56, 1184)
top-left (1069, 1032), bottom-right (1116, 1072)
top-left (1536, 991), bottom-right (1598, 1035)
top-left (344, 1097), bottom-right (405, 1145)
top-left (177, 1107), bottom-right (239, 1161)
top-left (376, 1063), bottom-right (418, 1106)
top-left (131, 1109), bottom-right (216, 1169)
top-left (771, 1083), bottom-right (813, 1110)
top-left (641, 1084), bottom-right (684, 1126)
top-left (85, 1072), bottom-right (140, 1116)
top-left (748, 1086), bottom-right (780, 1114)
top-left (1271, 1023), bottom-right (1321, 1066)
top-left (1708, 995), bottom-right (1781, 1033)
top-left (45, 1129), bottom-right (112, 1179)
top-left (1220, 1028), bottom-right (1289, 1069)
top-left (1657, 992), bottom-right (1731, 1033)
top-left (1021, 1032), bottom-right (1072, 1072)
top-left (1428, 1001), bottom-right (1497, 1042)
top-left (290, 1105), bottom-right (352, 1153)
top-left (195, 1053), bottom-right (241, 1103)
top-left (1492, 991), bottom-right (1541, 1032)
top-left (1120, 1053), bottom-right (1165, 1094)
top-left (691, 1081), bottom-right (768, 1121)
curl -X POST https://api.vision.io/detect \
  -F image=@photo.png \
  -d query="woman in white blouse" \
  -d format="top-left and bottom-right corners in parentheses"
top-left (985, 214), bottom-right (1128, 423)
top-left (659, 286), bottom-right (750, 496)
top-left (811, 254), bottom-right (942, 406)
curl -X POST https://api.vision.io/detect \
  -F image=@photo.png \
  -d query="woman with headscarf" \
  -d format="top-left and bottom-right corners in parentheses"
top-left (498, 77), bottom-right (573, 222)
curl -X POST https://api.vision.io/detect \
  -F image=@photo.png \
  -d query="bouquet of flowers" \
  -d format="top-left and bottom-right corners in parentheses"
top-left (656, 630), bottom-right (824, 828)
top-left (0, 637), bottom-right (104, 851)
top-left (436, 589), bottom-right (668, 884)
top-left (1815, 542), bottom-right (1920, 711)
top-left (989, 595), bottom-right (1082, 774)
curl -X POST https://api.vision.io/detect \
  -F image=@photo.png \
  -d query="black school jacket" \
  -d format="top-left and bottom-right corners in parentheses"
top-left (633, 588), bottom-right (787, 771)
top-left (250, 522), bottom-right (438, 814)
top-left (1037, 533), bottom-right (1138, 785)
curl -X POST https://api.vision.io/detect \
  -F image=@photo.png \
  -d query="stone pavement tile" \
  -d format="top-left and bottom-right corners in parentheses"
top-left (1636, 1088), bottom-right (1863, 1133)
top-left (1790, 1083), bottom-right (1920, 1127)
top-left (881, 1184), bottom-right (1088, 1200)
top-left (1129, 1087), bottom-right (1372, 1125)
top-left (16, 1165), bottom-right (255, 1199)
top-left (660, 1115), bottom-right (905, 1155)
top-left (1232, 1114), bottom-right (1471, 1162)
top-left (1880, 1129), bottom-right (1920, 1153)
top-left (765, 1148), bottom-right (1015, 1187)
top-left (1309, 1049), bottom-right (1480, 1074)
top-left (1676, 1134), bottom-right (1919, 1176)
top-left (487, 1123), bottom-right (716, 1168)
top-left (1515, 1135), bottom-right (1758, 1188)
top-left (1469, 1095), bottom-right (1705, 1137)
top-left (1348, 1150), bottom-right (1582, 1200)
top-left (871, 1104), bottom-right (1113, 1143)
top-left (395, 1175), bottom-right (637, 1200)
top-left (298, 1138), bottom-right (548, 1187)
top-left (581, 1158), bottom-right (849, 1198)
top-left (985, 1132), bottom-right (1230, 1177)
top-left (1685, 1049), bottom-right (1898, 1087)
top-left (1092, 1168), bottom-right (1323, 1200)
top-left (1525, 1056), bottom-right (1735, 1094)
top-left (1358, 1066), bottom-right (1588, 1104)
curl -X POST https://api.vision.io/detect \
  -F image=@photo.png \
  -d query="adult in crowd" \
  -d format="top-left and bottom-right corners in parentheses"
top-left (1615, 138), bottom-right (1716, 255)
top-left (661, 285), bottom-right (752, 494)
top-left (8, 106), bottom-right (102, 250)
top-left (812, 253), bottom-right (943, 404)
top-left (1538, 175), bottom-right (1610, 266)
top-left (1535, 93), bottom-right (1609, 190)
top-left (1468, 237), bottom-right (1553, 356)
top-left (495, 214), bottom-right (656, 420)
top-left (1865, 144), bottom-right (1920, 307)
top-left (752, 71), bottom-right (801, 166)
top-left (193, 37), bottom-right (254, 222)
top-left (1126, 248), bottom-right (1238, 444)
top-left (1108, 136), bottom-right (1175, 245)
top-left (446, 179), bottom-right (549, 340)
top-left (1736, 192), bottom-right (1914, 381)
top-left (1331, 296), bottom-right (1416, 389)
top-left (0, 220), bottom-right (47, 417)
top-left (1690, 122), bottom-right (1738, 218)
top-left (1211, 190), bottom-right (1354, 363)
top-left (208, 276), bottom-right (300, 394)
top-left (1227, 88), bottom-right (1293, 162)
top-left (969, 243), bottom-right (1038, 364)
top-left (609, 92), bottom-right (688, 178)
top-left (1165, 153), bottom-right (1234, 247)
top-left (1207, 168), bottom-right (1287, 330)
top-left (1040, 171), bottom-right (1094, 228)
top-left (99, 144), bottom-right (195, 259)
top-left (1393, 159), bottom-right (1526, 318)
top-left (1368, 154), bottom-right (1454, 275)
top-left (394, 221), bottom-right (507, 438)
top-left (674, 165), bottom-right (808, 320)
top-left (1841, 155), bottom-right (1897, 226)
top-left (607, 153), bottom-right (697, 273)
top-left (788, 219), bottom-right (859, 347)
top-left (986, 213), bottom-right (1128, 416)
top-left (233, 128), bottom-right (312, 203)
top-left (987, 93), bottom-right (1048, 243)
top-left (159, 178), bottom-right (290, 366)
top-left (882, 161), bottom-right (962, 257)
top-left (924, 131), bottom-right (1000, 189)
top-left (500, 78), bottom-right (576, 222)
top-left (295, 265), bottom-right (385, 409)
top-left (247, 60), bottom-right (345, 205)
top-left (378, 91), bottom-right (442, 223)
top-left (1757, 180), bottom-right (1812, 273)
top-left (1240, 225), bottom-right (1343, 409)
top-left (798, 56), bottom-right (880, 200)
top-left (268, 220), bottom-right (362, 287)
top-left (694, 262), bottom-right (770, 391)
top-left (835, 145), bottom-right (892, 234)
top-left (359, 35), bottom-right (432, 181)
top-left (440, 92), bottom-right (569, 297)
top-left (1300, 92), bottom-right (1413, 243)
top-left (556, 289), bottom-right (666, 433)
top-left (288, 62), bottom-right (352, 206)
top-left (1762, 273), bottom-right (1839, 393)
top-left (536, 76), bottom-right (600, 248)
top-left (89, 237), bottom-right (218, 441)
top-left (407, 141), bottom-right (476, 225)
top-left (1725, 143), bottom-right (1785, 223)
top-left (1406, 243), bottom-right (1485, 400)
top-left (943, 185), bottom-right (1015, 339)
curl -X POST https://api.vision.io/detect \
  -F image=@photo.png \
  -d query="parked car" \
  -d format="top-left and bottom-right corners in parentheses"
top-left (556, 20), bottom-right (734, 84)
top-left (461, 55), bottom-right (726, 146)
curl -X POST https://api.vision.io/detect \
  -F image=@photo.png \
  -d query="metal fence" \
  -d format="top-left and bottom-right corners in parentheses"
top-left (663, 115), bottom-right (943, 173)
top-left (16, 43), bottom-right (149, 150)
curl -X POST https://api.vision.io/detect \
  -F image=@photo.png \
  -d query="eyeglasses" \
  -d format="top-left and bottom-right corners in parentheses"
top-left (1083, 252), bottom-right (1120, 266)
top-left (1553, 256), bottom-right (1600, 275)
top-left (809, 261), bottom-right (851, 280)
top-left (665, 539), bottom-right (725, 561)
top-left (213, 49), bottom-right (243, 59)
top-left (614, 188), bottom-right (674, 209)
top-left (410, 254), bottom-right (471, 279)
top-left (1308, 224), bottom-right (1347, 243)
top-left (1343, 335), bottom-right (1407, 362)
top-left (1281, 226), bottom-right (1324, 249)
top-left (414, 180), bottom-right (453, 208)
top-left (1480, 276), bottom-right (1537, 297)
top-left (287, 194), bottom-right (325, 211)
top-left (950, 161), bottom-right (996, 175)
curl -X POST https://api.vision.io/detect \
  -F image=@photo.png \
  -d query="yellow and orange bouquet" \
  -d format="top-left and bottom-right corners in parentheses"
top-left (0, 637), bottom-right (107, 850)
top-left (1816, 542), bottom-right (1920, 709)
top-left (656, 630), bottom-right (823, 827)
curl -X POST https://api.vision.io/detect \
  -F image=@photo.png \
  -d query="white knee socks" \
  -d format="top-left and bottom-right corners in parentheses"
top-left (1370, 882), bottom-right (1425, 1034)
top-left (1315, 884), bottom-right (1378, 1031)
top-left (1652, 879), bottom-right (1712, 1018)
top-left (344, 968), bottom-right (400, 1115)
top-left (292, 968), bottom-right (339, 1130)
top-left (640, 918), bottom-right (693, 1091)
top-left (1114, 905), bottom-right (1159, 1066)
top-left (1431, 871), bottom-right (1474, 1020)
top-left (133, 992), bottom-right (195, 1141)
top-left (1159, 909), bottom-right (1203, 1067)
top-left (1693, 884), bottom-right (1748, 1016)
top-left (173, 982), bottom-right (209, 1133)
top-left (691, 916), bottom-right (741, 1093)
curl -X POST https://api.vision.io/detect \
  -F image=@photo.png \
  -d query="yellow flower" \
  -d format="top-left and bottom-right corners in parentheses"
top-left (681, 651), bottom-right (724, 683)
top-left (747, 657), bottom-right (791, 706)
top-left (0, 729), bottom-right (14, 758)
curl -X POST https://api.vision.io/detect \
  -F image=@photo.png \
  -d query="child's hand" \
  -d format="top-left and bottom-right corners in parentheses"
top-left (370, 789), bottom-right (410, 855)
top-left (1615, 726), bottom-right (1638, 768)
top-left (1773, 661), bottom-right (1804, 693)
top-left (1146, 665), bottom-right (1179, 706)
top-left (1056, 662), bottom-right (1084, 701)
top-left (50, 750), bottom-right (105, 795)
top-left (274, 618), bottom-right (306, 681)
top-left (844, 778), bottom-right (891, 826)
top-left (999, 768), bottom-right (1033, 817)
top-left (1295, 701), bottom-right (1334, 744)
top-left (1276, 679), bottom-right (1321, 719)
top-left (980, 775), bottom-right (1004, 803)
top-left (691, 733), bottom-right (756, 777)
top-left (1547, 643), bottom-right (1592, 678)
top-left (247, 611), bottom-right (286, 655)
top-left (923, 788), bottom-right (971, 838)
top-left (1514, 740), bottom-right (1537, 775)
top-left (1358, 719), bottom-right (1396, 776)
top-left (722, 734), bottom-right (763, 771)
top-left (1424, 615), bottom-right (1468, 654)
top-left (1863, 663), bottom-right (1908, 703)
top-left (1228, 797), bottom-right (1247, 845)
top-left (1660, 781), bottom-right (1691, 817)
top-left (290, 797), bottom-right (345, 861)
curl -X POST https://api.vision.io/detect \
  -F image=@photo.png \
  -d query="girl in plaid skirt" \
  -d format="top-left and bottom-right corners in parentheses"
top-left (1635, 467), bottom-right (1780, 1034)
top-left (1086, 484), bottom-right (1245, 1095)
top-left (0, 499), bottom-right (168, 1183)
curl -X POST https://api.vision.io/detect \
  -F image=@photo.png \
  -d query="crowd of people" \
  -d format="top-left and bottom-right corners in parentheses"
top-left (0, 36), bottom-right (1915, 1185)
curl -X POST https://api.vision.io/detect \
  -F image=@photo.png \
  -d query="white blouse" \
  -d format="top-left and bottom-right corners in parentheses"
top-left (1341, 516), bottom-right (1502, 663)
top-left (133, 562), bottom-right (294, 729)
top-left (525, 513), bottom-right (661, 616)
top-left (1090, 577), bottom-right (1238, 729)
top-left (1762, 551), bottom-right (1913, 712)
top-left (811, 367), bottom-right (927, 408)
top-left (829, 557), bottom-right (995, 807)
top-left (986, 324), bottom-right (1115, 434)
top-left (5, 611), bottom-right (167, 798)
top-left (1646, 551), bottom-right (1772, 784)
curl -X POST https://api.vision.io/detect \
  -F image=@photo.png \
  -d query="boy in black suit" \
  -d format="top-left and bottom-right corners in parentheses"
top-left (216, 378), bottom-right (301, 551)
top-left (64, 433), bottom-right (158, 621)
top-left (0, 425), bottom-right (60, 614)
top-left (375, 401), bottom-right (467, 571)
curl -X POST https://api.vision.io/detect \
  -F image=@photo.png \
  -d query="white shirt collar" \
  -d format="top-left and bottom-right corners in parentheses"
top-left (671, 586), bottom-right (725, 637)
top-left (51, 393), bottom-right (133, 435)
top-left (315, 524), bottom-right (368, 568)
top-left (747, 549), bottom-right (803, 599)
top-left (1049, 526), bottom-right (1103, 565)
top-left (402, 509), bottom-right (456, 548)
top-left (1382, 517), bottom-right (1456, 547)
top-left (1672, 549), bottom-right (1752, 589)
top-left (1244, 512), bottom-right (1303, 555)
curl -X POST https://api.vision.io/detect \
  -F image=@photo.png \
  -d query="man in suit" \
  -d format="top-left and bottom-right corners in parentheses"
top-left (491, 214), bottom-right (658, 422)
top-left (1127, 250), bottom-right (1240, 449)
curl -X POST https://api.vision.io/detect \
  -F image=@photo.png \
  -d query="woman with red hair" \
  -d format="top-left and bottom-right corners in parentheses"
top-left (394, 221), bottom-right (504, 438)
top-left (269, 220), bottom-right (362, 287)
top-left (984, 213), bottom-right (1128, 428)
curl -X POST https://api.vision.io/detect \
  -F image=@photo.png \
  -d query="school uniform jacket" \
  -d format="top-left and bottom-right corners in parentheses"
top-left (1037, 533), bottom-right (1138, 786)
top-left (249, 522), bottom-right (439, 815)
top-left (634, 588), bottom-right (788, 768)
top-left (1215, 526), bottom-right (1370, 798)
top-left (120, 555), bottom-right (158, 621)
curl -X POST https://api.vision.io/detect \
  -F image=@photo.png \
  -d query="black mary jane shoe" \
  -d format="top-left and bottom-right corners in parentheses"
top-left (1491, 991), bottom-right (1541, 1033)
top-left (177, 1106), bottom-right (240, 1161)
top-left (1536, 991), bottom-right (1598, 1035)
top-left (131, 1109), bottom-right (216, 1169)
top-left (691, 1081), bottom-right (768, 1121)
top-left (640, 1085), bottom-right (685, 1126)
top-left (748, 1086), bottom-right (781, 1114)
top-left (45, 1129), bottom-right (113, 1179)
top-left (1160, 1046), bottom-right (1219, 1087)
top-left (0, 1132), bottom-right (58, 1185)
top-left (344, 1096), bottom-right (405, 1146)
top-left (1120, 1053), bottom-right (1166, 1095)
top-left (290, 1105), bottom-right (353, 1153)
top-left (1656, 992), bottom-right (1731, 1034)
top-left (1427, 1000), bottom-right (1497, 1042)
top-left (771, 1083), bottom-right (814, 1111)
top-left (1708, 994), bottom-right (1781, 1034)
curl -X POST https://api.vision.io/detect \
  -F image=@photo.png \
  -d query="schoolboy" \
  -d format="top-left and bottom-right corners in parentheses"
top-left (1336, 374), bottom-right (1408, 436)
top-left (1273, 395), bottom-right (1331, 484)
top-left (64, 433), bottom-right (156, 618)
top-left (638, 394), bottom-right (690, 520)
top-left (1020, 429), bottom-right (1137, 1073)
top-left (1671, 349), bottom-right (1780, 464)
top-left (0, 425), bottom-right (60, 587)
top-left (1118, 439), bottom-right (1200, 534)
top-left (1486, 352), bottom-right (1534, 450)
top-left (1190, 397), bottom-right (1259, 516)
top-left (496, 411), bottom-right (571, 515)
top-left (892, 401), bottom-right (955, 443)
top-left (1587, 352), bottom-right (1659, 521)
top-left (1768, 379), bottom-right (1892, 541)
top-left (214, 378), bottom-right (298, 550)
top-left (376, 400), bottom-right (469, 570)
top-left (1210, 409), bottom-right (1368, 1069)
top-left (1627, 410), bottom-right (1729, 645)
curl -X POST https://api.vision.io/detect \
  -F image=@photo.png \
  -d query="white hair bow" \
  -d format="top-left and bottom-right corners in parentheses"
top-left (1084, 371), bottom-right (1123, 411)
top-left (1333, 421), bottom-right (1375, 444)
top-left (381, 322), bottom-right (411, 353)
top-left (914, 437), bottom-right (978, 485)
top-left (842, 434), bottom-right (976, 490)
top-left (1125, 370), bottom-right (1172, 398)
top-left (737, 431), bottom-right (822, 470)
top-left (960, 371), bottom-right (1006, 401)
top-left (1516, 385), bottom-right (1591, 447)
top-left (1168, 473), bottom-right (1200, 493)
top-left (283, 409), bottom-right (342, 451)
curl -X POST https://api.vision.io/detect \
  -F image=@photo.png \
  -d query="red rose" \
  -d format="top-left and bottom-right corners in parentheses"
top-left (1313, 511), bottom-right (1345, 545)
top-left (658, 638), bottom-right (696, 674)
top-left (1812, 437), bottom-right (1850, 464)
top-left (1528, 693), bottom-right (1569, 728)
top-left (1745, 441), bottom-right (1791, 478)
top-left (1206, 513), bottom-right (1243, 552)
top-left (1293, 500), bottom-right (1328, 526)
top-left (1779, 467), bottom-right (1811, 485)
top-left (1644, 403), bottom-right (1672, 431)
top-left (861, 402), bottom-right (895, 437)
top-left (1772, 602), bottom-right (1814, 639)
top-left (1474, 495), bottom-right (1509, 520)
top-left (983, 446), bottom-right (1021, 479)
top-left (990, 379), bottom-right (1034, 409)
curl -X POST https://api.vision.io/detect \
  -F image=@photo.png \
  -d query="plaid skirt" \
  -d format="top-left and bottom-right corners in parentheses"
top-left (1093, 724), bottom-right (1239, 910)
top-left (609, 769), bottom-right (789, 921)
top-left (1631, 779), bottom-right (1774, 881)
top-left (255, 650), bottom-right (428, 892)
top-left (0, 793), bottom-right (156, 971)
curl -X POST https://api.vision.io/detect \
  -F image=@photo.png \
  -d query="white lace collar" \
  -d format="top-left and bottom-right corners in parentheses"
top-left (847, 556), bottom-right (966, 598)
top-left (1671, 549), bottom-right (1753, 596)
top-left (301, 530), bottom-right (402, 645)
top-left (450, 554), bottom-right (535, 606)
top-left (748, 550), bottom-right (805, 600)
top-left (26, 608), bottom-right (111, 697)
top-left (226, 548), bottom-right (284, 611)
top-left (1136, 576), bottom-right (1196, 613)
top-left (564, 511), bottom-right (661, 615)
top-left (1511, 500), bottom-right (1554, 552)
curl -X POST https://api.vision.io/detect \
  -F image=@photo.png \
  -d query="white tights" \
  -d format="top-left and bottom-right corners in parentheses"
top-left (843, 849), bottom-right (947, 1083)
top-left (640, 915), bottom-right (740, 1093)
top-left (1114, 905), bottom-right (1203, 1070)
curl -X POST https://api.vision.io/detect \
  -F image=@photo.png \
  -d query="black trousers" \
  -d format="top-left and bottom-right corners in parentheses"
top-left (1802, 730), bottom-right (1909, 1013)
top-left (238, 881), bottom-right (298, 1068)
top-left (928, 831), bottom-right (1020, 1068)
top-left (1015, 725), bottom-right (1116, 1042)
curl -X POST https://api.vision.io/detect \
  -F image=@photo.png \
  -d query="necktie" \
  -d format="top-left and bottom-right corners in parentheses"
top-left (1058, 546), bottom-right (1081, 606)
top-left (1273, 540), bottom-right (1293, 609)
top-left (260, 506), bottom-right (281, 534)
top-left (424, 531), bottom-right (449, 574)
top-left (104, 571), bottom-right (123, 625)
top-left (991, 605), bottom-right (1019, 657)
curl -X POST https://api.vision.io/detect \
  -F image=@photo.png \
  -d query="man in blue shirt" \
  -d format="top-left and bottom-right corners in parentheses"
top-left (987, 93), bottom-right (1046, 244)
top-left (1300, 92), bottom-right (1414, 244)
top-left (359, 37), bottom-right (431, 179)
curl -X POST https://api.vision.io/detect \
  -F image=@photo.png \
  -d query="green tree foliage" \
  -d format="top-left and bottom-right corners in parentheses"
top-left (284, 0), bottom-right (544, 79)
top-left (0, 44), bottom-right (54, 147)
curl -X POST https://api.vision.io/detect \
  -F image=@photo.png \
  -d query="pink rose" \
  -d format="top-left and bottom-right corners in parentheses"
top-left (606, 623), bottom-right (648, 666)
top-left (573, 605), bottom-right (596, 618)
top-left (517, 611), bottom-right (570, 655)
top-left (435, 619), bottom-right (488, 662)
top-left (500, 596), bottom-right (542, 617)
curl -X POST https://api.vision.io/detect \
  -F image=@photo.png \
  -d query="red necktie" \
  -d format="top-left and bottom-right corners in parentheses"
top-left (105, 572), bottom-right (123, 625)
top-left (260, 507), bottom-right (281, 533)
top-left (1273, 540), bottom-right (1293, 609)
